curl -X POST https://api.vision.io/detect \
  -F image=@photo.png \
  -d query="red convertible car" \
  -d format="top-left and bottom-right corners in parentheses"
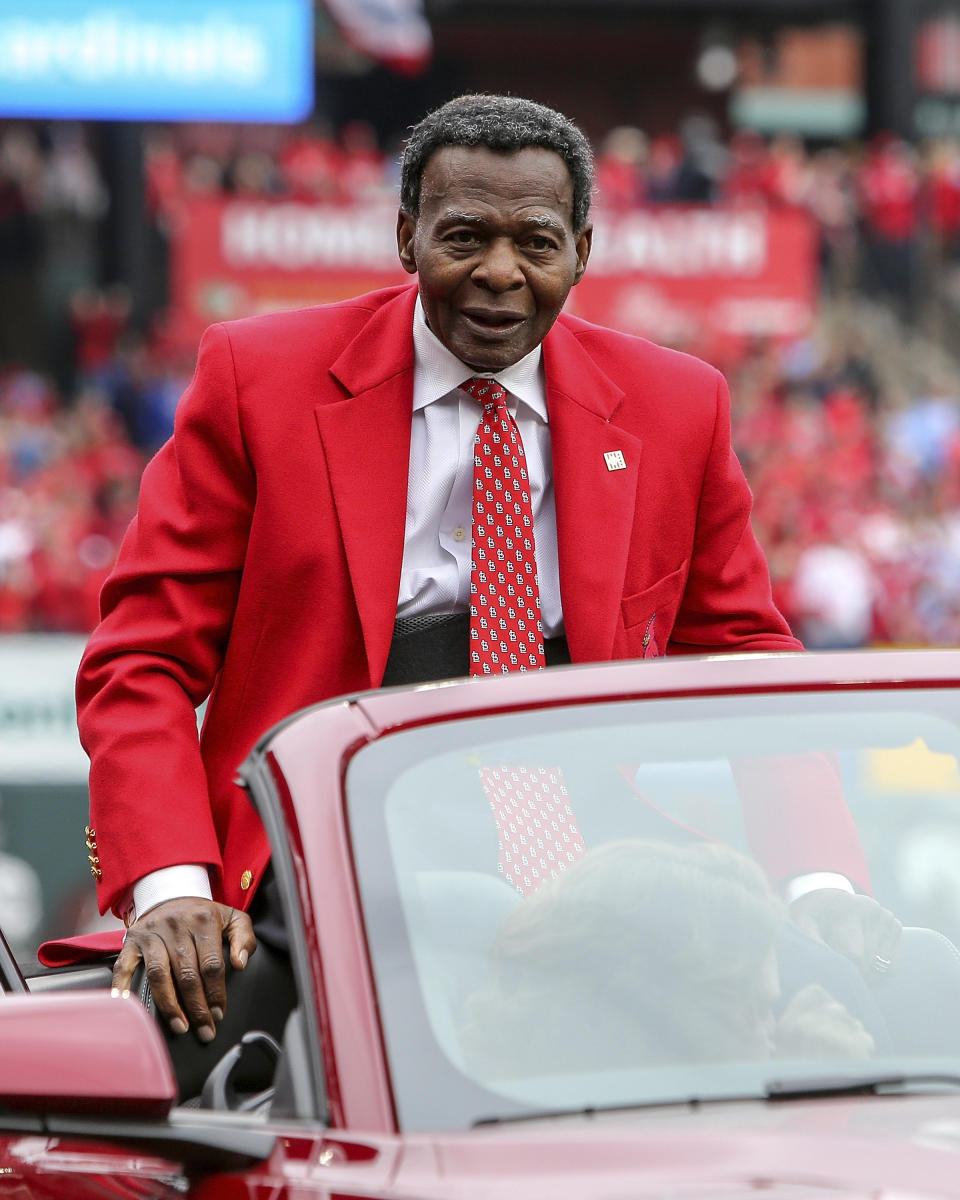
top-left (6, 649), bottom-right (960, 1197)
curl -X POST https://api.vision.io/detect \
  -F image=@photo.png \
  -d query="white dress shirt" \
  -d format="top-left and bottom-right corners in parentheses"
top-left (398, 295), bottom-right (562, 634)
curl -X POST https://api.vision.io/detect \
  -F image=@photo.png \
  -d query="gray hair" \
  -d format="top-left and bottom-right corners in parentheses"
top-left (400, 93), bottom-right (594, 234)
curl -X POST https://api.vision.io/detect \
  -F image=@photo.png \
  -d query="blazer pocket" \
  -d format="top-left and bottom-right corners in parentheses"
top-left (621, 564), bottom-right (688, 658)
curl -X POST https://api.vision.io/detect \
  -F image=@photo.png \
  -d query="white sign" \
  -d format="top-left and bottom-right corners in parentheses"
top-left (589, 209), bottom-right (768, 277)
top-left (0, 635), bottom-right (88, 783)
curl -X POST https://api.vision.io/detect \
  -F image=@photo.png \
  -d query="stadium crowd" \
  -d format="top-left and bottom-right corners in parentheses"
top-left (2, 116), bottom-right (960, 647)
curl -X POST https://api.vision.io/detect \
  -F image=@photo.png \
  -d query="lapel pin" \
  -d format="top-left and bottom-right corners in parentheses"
top-left (604, 450), bottom-right (627, 472)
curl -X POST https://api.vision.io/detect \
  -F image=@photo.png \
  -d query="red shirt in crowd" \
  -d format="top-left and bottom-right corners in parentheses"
top-left (858, 138), bottom-right (921, 241)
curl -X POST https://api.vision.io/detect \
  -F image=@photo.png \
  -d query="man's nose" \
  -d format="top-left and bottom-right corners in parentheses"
top-left (472, 239), bottom-right (524, 290)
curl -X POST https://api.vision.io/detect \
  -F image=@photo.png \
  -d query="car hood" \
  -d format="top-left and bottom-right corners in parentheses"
top-left (403, 1093), bottom-right (960, 1199)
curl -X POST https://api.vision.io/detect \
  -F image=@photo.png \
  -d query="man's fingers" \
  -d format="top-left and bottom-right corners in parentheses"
top-left (789, 909), bottom-right (824, 945)
top-left (123, 897), bottom-right (243, 1041)
top-left (220, 905), bottom-right (257, 972)
top-left (865, 905), bottom-right (902, 980)
top-left (167, 934), bottom-right (217, 1042)
top-left (820, 911), bottom-right (866, 966)
top-left (790, 889), bottom-right (905, 983)
top-left (114, 929), bottom-right (189, 1033)
top-left (121, 898), bottom-right (259, 1039)
top-left (111, 939), bottom-right (142, 996)
top-left (136, 931), bottom-right (190, 1034)
top-left (834, 895), bottom-right (900, 978)
top-left (186, 912), bottom-right (228, 1037)
top-left (878, 914), bottom-right (902, 963)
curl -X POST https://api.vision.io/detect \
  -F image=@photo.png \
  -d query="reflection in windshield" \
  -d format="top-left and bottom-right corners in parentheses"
top-left (460, 839), bottom-right (874, 1079)
top-left (347, 691), bottom-right (960, 1130)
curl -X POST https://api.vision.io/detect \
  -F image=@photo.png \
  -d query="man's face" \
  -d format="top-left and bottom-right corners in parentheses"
top-left (397, 145), bottom-right (592, 372)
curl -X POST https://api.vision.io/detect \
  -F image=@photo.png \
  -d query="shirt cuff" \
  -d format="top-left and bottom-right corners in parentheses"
top-left (783, 871), bottom-right (855, 904)
top-left (130, 865), bottom-right (213, 924)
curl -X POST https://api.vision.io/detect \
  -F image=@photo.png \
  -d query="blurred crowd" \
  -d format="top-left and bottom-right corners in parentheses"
top-left (594, 119), bottom-right (955, 322)
top-left (728, 312), bottom-right (960, 649)
top-left (0, 370), bottom-right (143, 632)
top-left (3, 115), bottom-right (960, 646)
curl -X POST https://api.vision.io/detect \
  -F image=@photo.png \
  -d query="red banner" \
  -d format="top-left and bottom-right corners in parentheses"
top-left (170, 197), bottom-right (818, 365)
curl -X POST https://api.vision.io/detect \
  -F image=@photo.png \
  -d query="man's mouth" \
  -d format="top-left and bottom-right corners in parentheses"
top-left (461, 309), bottom-right (527, 333)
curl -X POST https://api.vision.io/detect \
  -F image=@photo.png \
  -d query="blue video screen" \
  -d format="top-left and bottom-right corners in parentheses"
top-left (0, 0), bottom-right (314, 122)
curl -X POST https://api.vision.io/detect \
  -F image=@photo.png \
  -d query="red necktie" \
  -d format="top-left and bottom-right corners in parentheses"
top-left (462, 376), bottom-right (546, 676)
top-left (478, 766), bottom-right (585, 896)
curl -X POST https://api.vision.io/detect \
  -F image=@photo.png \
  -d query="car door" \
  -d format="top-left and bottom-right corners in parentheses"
top-left (0, 862), bottom-right (397, 1200)
top-left (0, 922), bottom-right (177, 1198)
top-left (0, 921), bottom-right (26, 994)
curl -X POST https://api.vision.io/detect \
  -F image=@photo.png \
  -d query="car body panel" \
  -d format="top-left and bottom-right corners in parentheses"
top-left (410, 1094), bottom-right (960, 1197)
top-left (348, 649), bottom-right (960, 739)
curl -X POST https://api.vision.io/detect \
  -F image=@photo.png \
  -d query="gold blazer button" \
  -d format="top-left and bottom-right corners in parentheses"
top-left (240, 869), bottom-right (253, 891)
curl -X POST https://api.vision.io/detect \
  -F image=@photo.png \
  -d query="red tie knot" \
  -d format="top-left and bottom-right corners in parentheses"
top-left (462, 375), bottom-right (508, 411)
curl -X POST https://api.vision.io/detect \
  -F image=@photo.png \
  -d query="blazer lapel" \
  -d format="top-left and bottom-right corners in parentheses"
top-left (315, 288), bottom-right (417, 686)
top-left (543, 321), bottom-right (643, 664)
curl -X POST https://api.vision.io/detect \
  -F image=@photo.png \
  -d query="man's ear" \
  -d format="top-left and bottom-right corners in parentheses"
top-left (572, 223), bottom-right (592, 285)
top-left (397, 210), bottom-right (418, 275)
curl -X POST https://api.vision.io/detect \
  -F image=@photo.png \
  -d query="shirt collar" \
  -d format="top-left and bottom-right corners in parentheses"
top-left (412, 294), bottom-right (546, 420)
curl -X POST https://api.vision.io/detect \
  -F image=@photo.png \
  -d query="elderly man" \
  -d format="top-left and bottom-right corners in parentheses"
top-left (59, 94), bottom-right (863, 1042)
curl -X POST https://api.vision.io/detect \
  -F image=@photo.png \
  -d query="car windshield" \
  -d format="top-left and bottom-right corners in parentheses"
top-left (347, 686), bottom-right (960, 1131)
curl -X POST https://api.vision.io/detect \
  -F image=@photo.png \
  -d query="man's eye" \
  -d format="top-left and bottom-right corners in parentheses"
top-left (527, 236), bottom-right (555, 251)
top-left (449, 230), bottom-right (479, 245)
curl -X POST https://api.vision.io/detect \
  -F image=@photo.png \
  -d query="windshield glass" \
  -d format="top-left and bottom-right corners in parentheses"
top-left (347, 686), bottom-right (960, 1131)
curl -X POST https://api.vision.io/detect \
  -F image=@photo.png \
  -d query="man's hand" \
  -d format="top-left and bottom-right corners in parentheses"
top-left (112, 898), bottom-right (257, 1042)
top-left (775, 982), bottom-right (875, 1059)
top-left (789, 888), bottom-right (901, 984)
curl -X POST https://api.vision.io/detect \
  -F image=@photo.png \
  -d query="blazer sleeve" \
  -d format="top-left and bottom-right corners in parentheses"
top-left (731, 752), bottom-right (872, 895)
top-left (668, 370), bottom-right (801, 655)
top-left (661, 370), bottom-right (868, 888)
top-left (76, 323), bottom-right (255, 916)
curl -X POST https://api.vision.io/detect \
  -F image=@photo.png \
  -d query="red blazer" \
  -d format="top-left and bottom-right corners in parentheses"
top-left (75, 284), bottom-right (810, 923)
